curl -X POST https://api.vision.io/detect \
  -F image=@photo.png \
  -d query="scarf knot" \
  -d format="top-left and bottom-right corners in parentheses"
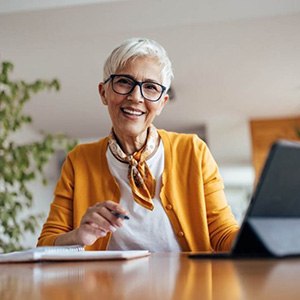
top-left (108, 125), bottom-right (159, 210)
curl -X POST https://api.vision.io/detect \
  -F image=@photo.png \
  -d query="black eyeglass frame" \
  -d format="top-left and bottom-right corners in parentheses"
top-left (104, 74), bottom-right (167, 102)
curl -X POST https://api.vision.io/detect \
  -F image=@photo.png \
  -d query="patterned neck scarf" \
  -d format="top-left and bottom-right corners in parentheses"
top-left (108, 125), bottom-right (159, 210)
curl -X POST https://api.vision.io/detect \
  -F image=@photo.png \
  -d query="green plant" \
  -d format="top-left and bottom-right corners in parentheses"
top-left (0, 61), bottom-right (77, 253)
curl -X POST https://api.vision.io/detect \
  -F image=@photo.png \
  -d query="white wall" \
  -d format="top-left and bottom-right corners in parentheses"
top-left (219, 165), bottom-right (254, 224)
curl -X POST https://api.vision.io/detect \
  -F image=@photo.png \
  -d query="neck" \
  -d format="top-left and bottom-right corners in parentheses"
top-left (112, 130), bottom-right (148, 155)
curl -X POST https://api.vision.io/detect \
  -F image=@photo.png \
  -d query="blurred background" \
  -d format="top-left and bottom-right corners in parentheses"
top-left (1, 0), bottom-right (300, 247)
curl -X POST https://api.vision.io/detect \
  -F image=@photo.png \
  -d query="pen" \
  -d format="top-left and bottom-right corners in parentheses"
top-left (110, 210), bottom-right (130, 220)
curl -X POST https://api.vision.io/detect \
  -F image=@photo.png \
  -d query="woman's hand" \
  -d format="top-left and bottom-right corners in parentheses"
top-left (55, 200), bottom-right (128, 246)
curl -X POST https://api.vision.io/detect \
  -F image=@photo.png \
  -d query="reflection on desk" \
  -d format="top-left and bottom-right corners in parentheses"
top-left (1, 253), bottom-right (300, 300)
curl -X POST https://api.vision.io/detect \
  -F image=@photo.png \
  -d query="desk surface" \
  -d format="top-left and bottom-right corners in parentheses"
top-left (1, 253), bottom-right (300, 300)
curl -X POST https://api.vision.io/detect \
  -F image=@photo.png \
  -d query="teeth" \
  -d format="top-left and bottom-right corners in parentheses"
top-left (122, 108), bottom-right (143, 116)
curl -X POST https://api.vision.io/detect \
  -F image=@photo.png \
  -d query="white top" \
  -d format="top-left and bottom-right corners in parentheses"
top-left (106, 140), bottom-right (181, 252)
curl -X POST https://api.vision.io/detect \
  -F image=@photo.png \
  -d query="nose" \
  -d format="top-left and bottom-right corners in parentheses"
top-left (128, 84), bottom-right (144, 102)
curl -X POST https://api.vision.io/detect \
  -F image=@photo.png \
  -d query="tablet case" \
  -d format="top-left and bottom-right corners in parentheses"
top-left (232, 140), bottom-right (300, 258)
top-left (232, 218), bottom-right (300, 257)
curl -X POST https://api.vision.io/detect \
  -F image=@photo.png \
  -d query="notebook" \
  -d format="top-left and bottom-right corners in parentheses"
top-left (0, 245), bottom-right (150, 263)
top-left (189, 139), bottom-right (300, 259)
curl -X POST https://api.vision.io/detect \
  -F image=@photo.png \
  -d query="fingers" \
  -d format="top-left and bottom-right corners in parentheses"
top-left (81, 207), bottom-right (116, 234)
top-left (95, 200), bottom-right (129, 226)
top-left (103, 200), bottom-right (128, 215)
top-left (80, 201), bottom-right (128, 235)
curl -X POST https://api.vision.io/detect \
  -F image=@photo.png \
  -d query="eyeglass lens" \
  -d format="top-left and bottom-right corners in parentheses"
top-left (112, 75), bottom-right (164, 101)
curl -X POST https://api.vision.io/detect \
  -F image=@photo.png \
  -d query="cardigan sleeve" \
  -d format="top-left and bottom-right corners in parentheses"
top-left (37, 154), bottom-right (75, 246)
top-left (201, 143), bottom-right (239, 251)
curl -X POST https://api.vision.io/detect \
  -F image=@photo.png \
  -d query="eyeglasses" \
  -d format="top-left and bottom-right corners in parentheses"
top-left (104, 74), bottom-right (166, 102)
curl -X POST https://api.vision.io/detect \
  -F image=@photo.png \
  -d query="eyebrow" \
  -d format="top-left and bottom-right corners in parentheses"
top-left (117, 73), bottom-right (161, 84)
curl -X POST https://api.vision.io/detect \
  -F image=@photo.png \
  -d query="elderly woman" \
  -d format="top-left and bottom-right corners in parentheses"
top-left (37, 38), bottom-right (239, 252)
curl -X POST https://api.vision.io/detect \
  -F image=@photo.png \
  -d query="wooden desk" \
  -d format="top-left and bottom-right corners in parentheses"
top-left (1, 253), bottom-right (300, 300)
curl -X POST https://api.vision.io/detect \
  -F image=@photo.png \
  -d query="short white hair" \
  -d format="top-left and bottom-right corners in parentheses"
top-left (103, 38), bottom-right (174, 90)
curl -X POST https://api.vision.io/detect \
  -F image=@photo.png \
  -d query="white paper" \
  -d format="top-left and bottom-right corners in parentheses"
top-left (0, 246), bottom-right (150, 263)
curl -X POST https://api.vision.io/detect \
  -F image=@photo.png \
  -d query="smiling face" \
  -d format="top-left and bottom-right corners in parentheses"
top-left (99, 56), bottom-right (169, 152)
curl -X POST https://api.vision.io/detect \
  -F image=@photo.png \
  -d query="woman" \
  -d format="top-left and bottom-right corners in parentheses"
top-left (37, 38), bottom-right (239, 252)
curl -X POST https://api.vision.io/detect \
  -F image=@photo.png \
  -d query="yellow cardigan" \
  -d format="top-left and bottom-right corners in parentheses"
top-left (37, 129), bottom-right (239, 251)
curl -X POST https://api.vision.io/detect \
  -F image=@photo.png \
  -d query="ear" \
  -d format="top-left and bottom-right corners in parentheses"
top-left (98, 83), bottom-right (108, 105)
top-left (156, 94), bottom-right (169, 116)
